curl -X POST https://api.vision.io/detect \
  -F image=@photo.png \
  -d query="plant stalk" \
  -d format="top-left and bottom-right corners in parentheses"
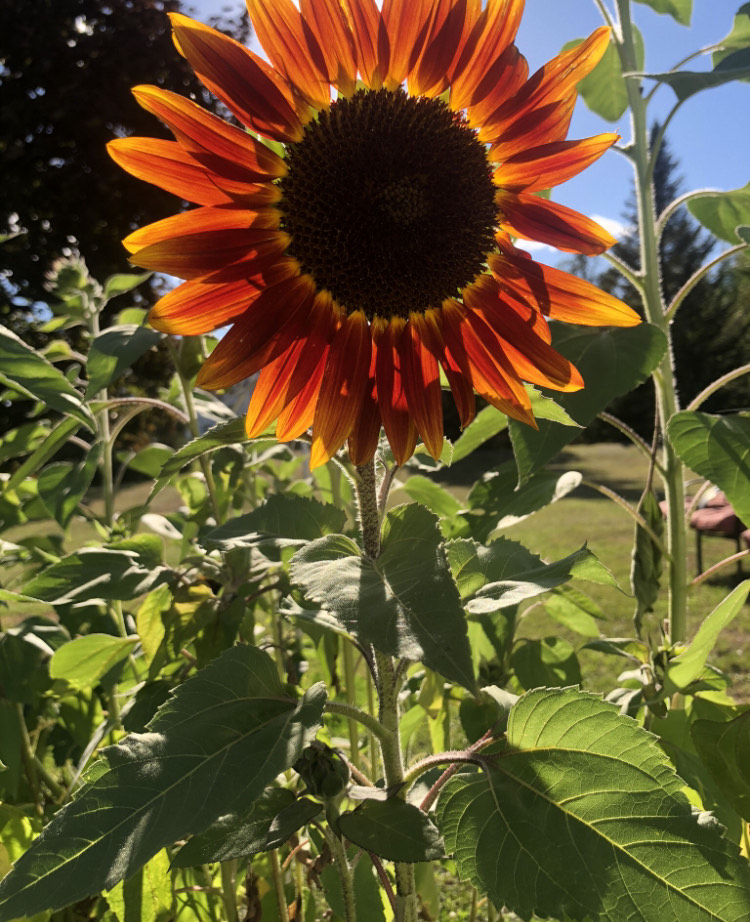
top-left (616, 0), bottom-right (688, 642)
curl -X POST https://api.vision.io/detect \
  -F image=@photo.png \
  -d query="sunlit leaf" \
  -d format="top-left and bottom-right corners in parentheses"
top-left (0, 423), bottom-right (51, 466)
top-left (85, 324), bottom-right (163, 397)
top-left (543, 585), bottom-right (605, 637)
top-left (49, 634), bottom-right (139, 690)
top-left (564, 27), bottom-right (645, 120)
top-left (633, 0), bottom-right (691, 24)
top-left (510, 636), bottom-right (582, 689)
top-left (0, 646), bottom-right (326, 920)
top-left (437, 687), bottom-right (750, 922)
top-left (0, 325), bottom-right (93, 428)
top-left (641, 52), bottom-right (750, 102)
top-left (713, 3), bottom-right (750, 70)
top-left (338, 799), bottom-right (444, 862)
top-left (687, 183), bottom-right (750, 243)
top-left (446, 537), bottom-right (543, 600)
top-left (37, 448), bottom-right (101, 530)
top-left (510, 324), bottom-right (667, 482)
top-left (394, 475), bottom-right (463, 518)
top-left (451, 405), bottom-right (508, 463)
top-left (290, 505), bottom-right (476, 691)
top-left (631, 491), bottom-right (664, 635)
top-left (667, 411), bottom-right (750, 522)
top-left (667, 581), bottom-right (750, 692)
top-left (692, 710), bottom-right (750, 821)
top-left (102, 271), bottom-right (152, 301)
top-left (106, 848), bottom-right (172, 922)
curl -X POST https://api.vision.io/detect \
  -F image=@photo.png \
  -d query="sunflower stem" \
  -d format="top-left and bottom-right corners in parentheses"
top-left (354, 456), bottom-right (417, 922)
top-left (616, 0), bottom-right (688, 642)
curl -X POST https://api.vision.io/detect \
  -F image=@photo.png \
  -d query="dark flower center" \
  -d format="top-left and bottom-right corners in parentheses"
top-left (278, 88), bottom-right (497, 320)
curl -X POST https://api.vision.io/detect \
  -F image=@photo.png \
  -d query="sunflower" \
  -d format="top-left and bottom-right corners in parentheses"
top-left (108, 0), bottom-right (639, 468)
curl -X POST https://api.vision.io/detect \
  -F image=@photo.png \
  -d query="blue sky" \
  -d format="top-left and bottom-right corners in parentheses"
top-left (185, 0), bottom-right (749, 239)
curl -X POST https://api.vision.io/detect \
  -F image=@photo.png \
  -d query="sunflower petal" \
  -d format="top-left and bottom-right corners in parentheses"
top-left (495, 134), bottom-right (618, 193)
top-left (170, 13), bottom-right (303, 142)
top-left (347, 347), bottom-right (381, 466)
top-left (497, 191), bottom-right (617, 255)
top-left (301, 0), bottom-right (358, 94)
top-left (382, 0), bottom-right (433, 87)
top-left (401, 314), bottom-right (444, 459)
top-left (246, 0), bottom-right (331, 109)
top-left (409, 0), bottom-right (477, 98)
top-left (310, 311), bottom-right (372, 467)
top-left (107, 138), bottom-right (232, 206)
top-left (374, 316), bottom-right (419, 465)
top-left (341, 0), bottom-right (389, 88)
top-left (276, 348), bottom-right (329, 441)
top-left (488, 97), bottom-right (576, 162)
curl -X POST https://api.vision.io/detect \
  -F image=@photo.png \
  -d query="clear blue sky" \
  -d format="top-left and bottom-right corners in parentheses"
top-left (185, 0), bottom-right (749, 233)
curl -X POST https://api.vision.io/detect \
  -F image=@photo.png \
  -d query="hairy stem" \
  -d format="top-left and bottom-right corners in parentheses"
top-left (322, 824), bottom-right (358, 922)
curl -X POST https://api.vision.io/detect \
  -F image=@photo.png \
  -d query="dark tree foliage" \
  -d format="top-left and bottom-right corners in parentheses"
top-left (589, 125), bottom-right (750, 440)
top-left (0, 0), bottom-right (247, 323)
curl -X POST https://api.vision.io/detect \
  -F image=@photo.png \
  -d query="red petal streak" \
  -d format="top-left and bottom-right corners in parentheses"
top-left (107, 138), bottom-right (232, 206)
top-left (342, 0), bottom-right (389, 88)
top-left (301, 0), bottom-right (358, 94)
top-left (489, 248), bottom-right (640, 327)
top-left (246, 0), bottom-right (331, 109)
top-left (463, 277), bottom-right (583, 392)
top-left (123, 206), bottom-right (278, 254)
top-left (419, 307), bottom-right (476, 429)
top-left (409, 0), bottom-right (474, 98)
top-left (495, 134), bottom-right (618, 193)
top-left (450, 0), bottom-right (525, 110)
top-left (442, 301), bottom-right (535, 425)
top-left (246, 296), bottom-right (336, 437)
top-left (374, 317), bottom-right (418, 465)
top-left (132, 85), bottom-right (286, 185)
top-left (382, 0), bottom-right (432, 88)
top-left (276, 348), bottom-right (329, 440)
top-left (311, 311), bottom-right (372, 468)
top-left (401, 315), bottom-right (444, 459)
top-left (488, 97), bottom-right (576, 162)
top-left (196, 275), bottom-right (317, 389)
top-left (170, 14), bottom-right (303, 142)
top-left (150, 278), bottom-right (260, 335)
top-left (347, 346), bottom-right (381, 466)
top-left (497, 191), bottom-right (617, 255)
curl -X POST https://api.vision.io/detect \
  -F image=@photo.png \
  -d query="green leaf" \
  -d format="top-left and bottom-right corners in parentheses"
top-left (338, 799), bottom-right (444, 862)
top-left (667, 581), bottom-right (750, 692)
top-left (290, 505), bottom-right (476, 691)
top-left (0, 632), bottom-right (52, 705)
top-left (564, 27), bottom-right (645, 121)
top-left (202, 493), bottom-right (347, 551)
top-left (631, 491), bottom-right (664, 635)
top-left (102, 271), bottom-right (152, 301)
top-left (446, 537), bottom-right (544, 600)
top-left (687, 184), bottom-right (750, 243)
top-left (320, 851), bottom-right (386, 922)
top-left (0, 422), bottom-right (51, 465)
top-left (543, 585), bottom-right (605, 638)
top-left (37, 448), bottom-right (101, 529)
top-left (21, 542), bottom-right (169, 605)
top-left (466, 545), bottom-right (619, 614)
top-left (633, 0), bottom-right (691, 24)
top-left (667, 411), bottom-right (750, 522)
top-left (713, 4), bottom-right (750, 70)
top-left (641, 55), bottom-right (750, 103)
top-left (510, 636), bottom-right (582, 689)
top-left (172, 789), bottom-right (321, 866)
top-left (0, 646), bottom-right (326, 921)
top-left (2, 416), bottom-right (82, 495)
top-left (394, 475), bottom-right (463, 518)
top-left (121, 443), bottom-right (175, 478)
top-left (464, 461), bottom-right (582, 541)
top-left (451, 405), bottom-right (508, 463)
top-left (692, 711), bottom-right (750, 821)
top-left (106, 849), bottom-right (172, 922)
top-left (510, 324), bottom-right (668, 482)
top-left (49, 634), bottom-right (139, 689)
top-left (85, 324), bottom-right (163, 397)
top-left (437, 687), bottom-right (750, 922)
top-left (0, 324), bottom-right (93, 427)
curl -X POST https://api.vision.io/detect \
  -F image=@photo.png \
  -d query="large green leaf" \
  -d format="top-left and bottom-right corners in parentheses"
top-left (446, 537), bottom-right (544, 600)
top-left (631, 490), bottom-right (664, 635)
top-left (437, 687), bottom-right (750, 922)
top-left (202, 493), bottom-right (346, 551)
top-left (463, 461), bottom-right (581, 540)
top-left (338, 799), bottom-right (444, 862)
top-left (692, 711), bottom-right (750, 821)
top-left (49, 634), bottom-right (139, 689)
top-left (85, 324), bottom-right (163, 397)
top-left (451, 405), bottom-right (509, 463)
top-left (106, 849), bottom-right (172, 922)
top-left (395, 475), bottom-right (464, 519)
top-left (667, 411), bottom-right (750, 522)
top-left (687, 184), bottom-right (750, 243)
top-left (667, 581), bottom-right (750, 692)
top-left (564, 27), bottom-right (645, 121)
top-left (0, 422), bottom-right (51, 465)
top-left (0, 325), bottom-right (93, 428)
top-left (290, 504), bottom-right (476, 691)
top-left (510, 636), bottom-right (582, 689)
top-left (21, 539), bottom-right (170, 605)
top-left (0, 646), bottom-right (326, 921)
top-left (510, 324), bottom-right (668, 482)
top-left (633, 0), bottom-right (691, 24)
top-left (172, 788), bottom-right (321, 866)
top-left (642, 54), bottom-right (750, 103)
top-left (465, 545), bottom-right (619, 614)
top-left (2, 416), bottom-right (82, 496)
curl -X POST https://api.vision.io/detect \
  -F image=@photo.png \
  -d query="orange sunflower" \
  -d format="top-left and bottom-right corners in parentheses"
top-left (108, 0), bottom-right (639, 468)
